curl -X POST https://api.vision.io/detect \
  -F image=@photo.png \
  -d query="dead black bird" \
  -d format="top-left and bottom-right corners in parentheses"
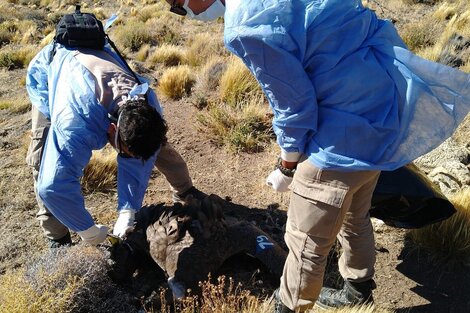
top-left (109, 194), bottom-right (287, 299)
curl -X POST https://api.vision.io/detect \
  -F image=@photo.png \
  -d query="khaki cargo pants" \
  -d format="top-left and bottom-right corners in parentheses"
top-left (26, 106), bottom-right (194, 240)
top-left (279, 156), bottom-right (380, 311)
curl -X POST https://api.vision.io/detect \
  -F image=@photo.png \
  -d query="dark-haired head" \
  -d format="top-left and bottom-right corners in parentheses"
top-left (117, 99), bottom-right (167, 160)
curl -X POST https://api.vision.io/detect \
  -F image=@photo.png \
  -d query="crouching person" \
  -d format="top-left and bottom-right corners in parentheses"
top-left (26, 17), bottom-right (204, 248)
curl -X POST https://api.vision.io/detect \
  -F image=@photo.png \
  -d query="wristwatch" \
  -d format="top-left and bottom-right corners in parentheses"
top-left (275, 157), bottom-right (296, 177)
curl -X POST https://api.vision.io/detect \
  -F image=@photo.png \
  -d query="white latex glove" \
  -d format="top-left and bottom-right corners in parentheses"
top-left (113, 209), bottom-right (136, 238)
top-left (77, 224), bottom-right (109, 246)
top-left (266, 168), bottom-right (293, 193)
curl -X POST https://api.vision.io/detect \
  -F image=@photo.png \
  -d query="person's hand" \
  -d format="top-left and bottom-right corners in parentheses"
top-left (266, 168), bottom-right (293, 192)
top-left (77, 224), bottom-right (109, 246)
top-left (113, 209), bottom-right (136, 238)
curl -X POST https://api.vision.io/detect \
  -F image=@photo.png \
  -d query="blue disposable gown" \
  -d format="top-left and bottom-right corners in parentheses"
top-left (26, 43), bottom-right (162, 232)
top-left (224, 0), bottom-right (470, 171)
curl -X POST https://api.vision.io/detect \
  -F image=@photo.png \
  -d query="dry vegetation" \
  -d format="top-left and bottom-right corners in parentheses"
top-left (1, 0), bottom-right (470, 312)
top-left (409, 188), bottom-right (470, 267)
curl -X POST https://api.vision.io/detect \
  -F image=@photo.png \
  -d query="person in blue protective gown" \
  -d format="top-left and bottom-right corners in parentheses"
top-left (26, 41), bottom-right (206, 248)
top-left (163, 0), bottom-right (470, 311)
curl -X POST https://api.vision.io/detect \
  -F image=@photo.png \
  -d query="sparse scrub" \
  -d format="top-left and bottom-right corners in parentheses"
top-left (417, 5), bottom-right (470, 61)
top-left (174, 275), bottom-right (271, 313)
top-left (91, 8), bottom-right (107, 21)
top-left (197, 56), bottom-right (227, 92)
top-left (111, 19), bottom-right (154, 51)
top-left (145, 15), bottom-right (182, 45)
top-left (408, 188), bottom-right (470, 267)
top-left (158, 65), bottom-right (196, 99)
top-left (148, 43), bottom-right (185, 67)
top-left (0, 23), bottom-right (15, 46)
top-left (41, 31), bottom-right (55, 47)
top-left (184, 32), bottom-right (225, 67)
top-left (197, 96), bottom-right (273, 152)
top-left (135, 43), bottom-right (151, 62)
top-left (0, 246), bottom-right (137, 313)
top-left (0, 97), bottom-right (30, 114)
top-left (433, 2), bottom-right (458, 21)
top-left (220, 57), bottom-right (263, 107)
top-left (324, 304), bottom-right (394, 313)
top-left (81, 147), bottom-right (117, 193)
top-left (132, 3), bottom-right (165, 22)
top-left (401, 0), bottom-right (441, 5)
top-left (400, 18), bottom-right (442, 52)
top-left (0, 45), bottom-right (38, 70)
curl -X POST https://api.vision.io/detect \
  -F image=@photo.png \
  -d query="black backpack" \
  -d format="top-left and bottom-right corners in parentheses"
top-left (54, 4), bottom-right (106, 49)
top-left (50, 5), bottom-right (143, 86)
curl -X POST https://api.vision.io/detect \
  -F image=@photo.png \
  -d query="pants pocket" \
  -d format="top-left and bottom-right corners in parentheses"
top-left (291, 160), bottom-right (349, 209)
top-left (289, 161), bottom-right (349, 238)
top-left (26, 127), bottom-right (48, 169)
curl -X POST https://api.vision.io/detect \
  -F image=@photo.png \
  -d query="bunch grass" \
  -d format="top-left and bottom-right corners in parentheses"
top-left (0, 246), bottom-right (136, 313)
top-left (148, 43), bottom-right (185, 67)
top-left (219, 57), bottom-right (263, 108)
top-left (111, 18), bottom-right (154, 51)
top-left (184, 32), bottom-right (226, 67)
top-left (197, 96), bottom-right (273, 153)
top-left (0, 45), bottom-right (38, 70)
top-left (81, 146), bottom-right (117, 193)
top-left (158, 65), bottom-right (196, 99)
top-left (408, 188), bottom-right (470, 267)
top-left (0, 97), bottom-right (30, 114)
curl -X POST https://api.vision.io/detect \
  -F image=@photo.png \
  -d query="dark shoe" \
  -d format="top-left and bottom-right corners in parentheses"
top-left (315, 279), bottom-right (376, 310)
top-left (271, 288), bottom-right (294, 313)
top-left (172, 186), bottom-right (207, 203)
top-left (48, 232), bottom-right (72, 249)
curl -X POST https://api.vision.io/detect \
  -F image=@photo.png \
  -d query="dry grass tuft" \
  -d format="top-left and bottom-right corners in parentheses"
top-left (145, 15), bottom-right (183, 46)
top-left (148, 43), bottom-right (185, 67)
top-left (0, 245), bottom-right (137, 313)
top-left (174, 275), bottom-right (271, 313)
top-left (433, 2), bottom-right (458, 21)
top-left (0, 96), bottom-right (31, 114)
top-left (401, 0), bottom-right (441, 5)
top-left (81, 146), bottom-right (117, 193)
top-left (132, 3), bottom-right (166, 22)
top-left (220, 57), bottom-right (263, 107)
top-left (135, 43), bottom-right (151, 62)
top-left (417, 5), bottom-right (470, 61)
top-left (0, 45), bottom-right (38, 70)
top-left (197, 56), bottom-right (227, 92)
top-left (322, 304), bottom-right (394, 313)
top-left (408, 188), bottom-right (470, 267)
top-left (184, 32), bottom-right (226, 67)
top-left (197, 96), bottom-right (273, 152)
top-left (111, 18), bottom-right (154, 51)
top-left (158, 65), bottom-right (196, 99)
top-left (399, 18), bottom-right (442, 52)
